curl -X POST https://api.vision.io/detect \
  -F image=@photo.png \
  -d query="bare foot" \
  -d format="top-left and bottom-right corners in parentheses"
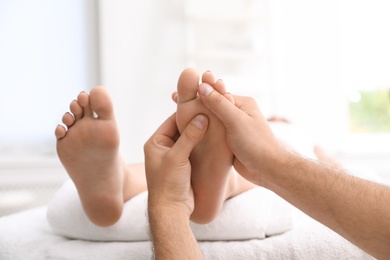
top-left (55, 86), bottom-right (146, 227)
top-left (176, 68), bottom-right (256, 223)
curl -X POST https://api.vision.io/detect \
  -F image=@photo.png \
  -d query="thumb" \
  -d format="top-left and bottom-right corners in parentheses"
top-left (198, 83), bottom-right (241, 127)
top-left (171, 115), bottom-right (208, 159)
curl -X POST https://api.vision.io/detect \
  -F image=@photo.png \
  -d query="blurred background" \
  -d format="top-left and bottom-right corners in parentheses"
top-left (0, 0), bottom-right (389, 216)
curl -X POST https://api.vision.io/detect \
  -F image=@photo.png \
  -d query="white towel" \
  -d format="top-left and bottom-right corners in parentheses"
top-left (47, 179), bottom-right (293, 242)
top-left (1, 206), bottom-right (372, 260)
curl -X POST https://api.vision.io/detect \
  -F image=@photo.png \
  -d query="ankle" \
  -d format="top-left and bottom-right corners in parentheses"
top-left (123, 163), bottom-right (147, 201)
top-left (83, 195), bottom-right (123, 227)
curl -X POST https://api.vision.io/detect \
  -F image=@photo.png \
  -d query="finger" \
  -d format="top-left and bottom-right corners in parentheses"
top-left (198, 83), bottom-right (243, 126)
top-left (171, 114), bottom-right (208, 159)
top-left (144, 113), bottom-right (178, 155)
top-left (232, 95), bottom-right (261, 116)
top-left (152, 113), bottom-right (178, 142)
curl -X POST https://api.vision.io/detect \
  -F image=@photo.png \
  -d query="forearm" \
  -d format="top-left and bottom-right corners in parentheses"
top-left (263, 152), bottom-right (390, 259)
top-left (148, 206), bottom-right (204, 260)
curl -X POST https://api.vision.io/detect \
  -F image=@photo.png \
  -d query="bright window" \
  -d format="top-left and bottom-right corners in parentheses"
top-left (341, 0), bottom-right (390, 134)
top-left (0, 0), bottom-right (99, 162)
top-left (349, 88), bottom-right (390, 133)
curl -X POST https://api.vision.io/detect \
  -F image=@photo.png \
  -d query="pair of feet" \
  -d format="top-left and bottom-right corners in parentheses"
top-left (55, 68), bottom-right (255, 226)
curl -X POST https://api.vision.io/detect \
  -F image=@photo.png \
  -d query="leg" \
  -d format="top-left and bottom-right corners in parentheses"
top-left (55, 86), bottom-right (146, 227)
top-left (176, 68), bottom-right (256, 224)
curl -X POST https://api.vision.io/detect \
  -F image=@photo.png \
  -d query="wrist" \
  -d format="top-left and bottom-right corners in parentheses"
top-left (148, 199), bottom-right (204, 259)
top-left (257, 146), bottom-right (302, 190)
top-left (148, 203), bottom-right (192, 241)
top-left (148, 199), bottom-right (192, 220)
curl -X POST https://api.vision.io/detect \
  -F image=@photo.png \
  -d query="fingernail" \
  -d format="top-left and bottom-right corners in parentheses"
top-left (199, 83), bottom-right (213, 96)
top-left (192, 115), bottom-right (206, 130)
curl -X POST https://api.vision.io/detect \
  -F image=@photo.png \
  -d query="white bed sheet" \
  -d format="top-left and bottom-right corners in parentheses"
top-left (0, 205), bottom-right (372, 260)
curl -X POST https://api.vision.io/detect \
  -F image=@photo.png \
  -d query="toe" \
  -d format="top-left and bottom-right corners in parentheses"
top-left (70, 100), bottom-right (83, 120)
top-left (62, 112), bottom-right (75, 127)
top-left (177, 68), bottom-right (200, 103)
top-left (201, 70), bottom-right (216, 86)
top-left (77, 91), bottom-right (93, 117)
top-left (55, 125), bottom-right (67, 140)
top-left (214, 79), bottom-right (227, 94)
top-left (90, 86), bottom-right (114, 120)
top-left (215, 79), bottom-right (234, 104)
top-left (171, 91), bottom-right (178, 104)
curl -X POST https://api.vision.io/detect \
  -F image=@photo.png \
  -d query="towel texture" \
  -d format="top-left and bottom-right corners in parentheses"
top-left (47, 180), bottom-right (293, 242)
top-left (1, 206), bottom-right (372, 260)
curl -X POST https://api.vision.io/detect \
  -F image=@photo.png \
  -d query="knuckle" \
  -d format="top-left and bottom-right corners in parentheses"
top-left (143, 138), bottom-right (153, 153)
top-left (143, 142), bottom-right (150, 154)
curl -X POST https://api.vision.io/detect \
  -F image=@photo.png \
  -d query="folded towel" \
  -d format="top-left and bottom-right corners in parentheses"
top-left (47, 179), bottom-right (293, 242)
top-left (1, 206), bottom-right (372, 260)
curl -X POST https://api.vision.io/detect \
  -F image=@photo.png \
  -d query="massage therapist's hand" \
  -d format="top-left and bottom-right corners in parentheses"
top-left (198, 83), bottom-right (285, 187)
top-left (144, 113), bottom-right (208, 217)
top-left (199, 83), bottom-right (390, 259)
top-left (144, 113), bottom-right (207, 259)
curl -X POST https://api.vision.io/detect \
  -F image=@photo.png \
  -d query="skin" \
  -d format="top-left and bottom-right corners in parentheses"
top-left (54, 69), bottom-right (254, 227)
top-left (55, 87), bottom-right (147, 226)
top-left (144, 113), bottom-right (206, 260)
top-left (176, 68), bottom-right (255, 223)
top-left (198, 82), bottom-right (390, 259)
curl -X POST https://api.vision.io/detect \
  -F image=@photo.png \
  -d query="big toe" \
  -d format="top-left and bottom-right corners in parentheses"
top-left (89, 86), bottom-right (115, 120)
top-left (177, 68), bottom-right (200, 103)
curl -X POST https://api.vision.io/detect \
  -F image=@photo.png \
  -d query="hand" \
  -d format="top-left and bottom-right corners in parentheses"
top-left (144, 113), bottom-right (208, 217)
top-left (198, 83), bottom-right (284, 186)
top-left (144, 113), bottom-right (207, 259)
top-left (199, 84), bottom-right (390, 260)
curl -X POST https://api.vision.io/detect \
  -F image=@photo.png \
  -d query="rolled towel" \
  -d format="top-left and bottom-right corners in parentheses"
top-left (47, 179), bottom-right (293, 242)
